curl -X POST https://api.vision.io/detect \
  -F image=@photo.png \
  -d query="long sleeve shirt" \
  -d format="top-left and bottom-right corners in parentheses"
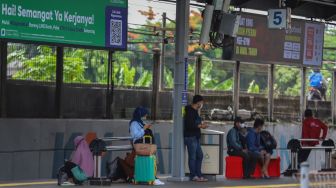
top-left (227, 127), bottom-right (243, 151)
top-left (130, 121), bottom-right (145, 143)
top-left (246, 128), bottom-right (263, 154)
top-left (184, 105), bottom-right (202, 138)
top-left (302, 117), bottom-right (328, 146)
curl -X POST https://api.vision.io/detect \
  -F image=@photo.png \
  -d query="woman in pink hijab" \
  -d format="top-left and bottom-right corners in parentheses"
top-left (70, 136), bottom-right (94, 177)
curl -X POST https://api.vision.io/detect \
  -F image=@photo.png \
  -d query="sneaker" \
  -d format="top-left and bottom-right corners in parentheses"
top-left (198, 177), bottom-right (208, 182)
top-left (61, 181), bottom-right (75, 186)
top-left (191, 176), bottom-right (200, 181)
top-left (154, 179), bottom-right (165, 186)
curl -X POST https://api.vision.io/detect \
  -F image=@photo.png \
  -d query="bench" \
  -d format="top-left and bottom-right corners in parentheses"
top-left (225, 156), bottom-right (281, 179)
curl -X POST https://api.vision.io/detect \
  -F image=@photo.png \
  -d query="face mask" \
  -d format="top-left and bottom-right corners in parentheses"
top-left (142, 116), bottom-right (147, 121)
top-left (199, 103), bottom-right (203, 110)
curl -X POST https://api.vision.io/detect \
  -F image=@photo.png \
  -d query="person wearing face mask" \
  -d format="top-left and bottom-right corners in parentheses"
top-left (184, 95), bottom-right (209, 182)
top-left (129, 107), bottom-right (165, 185)
top-left (227, 117), bottom-right (258, 179)
top-left (246, 118), bottom-right (271, 179)
top-left (129, 107), bottom-right (155, 144)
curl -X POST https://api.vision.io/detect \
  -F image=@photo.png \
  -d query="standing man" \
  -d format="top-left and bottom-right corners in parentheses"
top-left (184, 95), bottom-right (208, 182)
top-left (299, 109), bottom-right (328, 164)
top-left (227, 117), bottom-right (258, 179)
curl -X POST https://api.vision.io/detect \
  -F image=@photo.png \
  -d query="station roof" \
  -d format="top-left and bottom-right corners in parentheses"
top-left (231, 0), bottom-right (336, 21)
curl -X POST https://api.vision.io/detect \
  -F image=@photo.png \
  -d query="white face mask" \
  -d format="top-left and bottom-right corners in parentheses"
top-left (199, 103), bottom-right (203, 110)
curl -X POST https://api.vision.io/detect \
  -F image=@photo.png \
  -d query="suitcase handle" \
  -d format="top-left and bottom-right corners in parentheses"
top-left (143, 135), bottom-right (152, 144)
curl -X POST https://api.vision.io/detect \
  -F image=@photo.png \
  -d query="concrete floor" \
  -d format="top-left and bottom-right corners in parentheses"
top-left (0, 177), bottom-right (303, 188)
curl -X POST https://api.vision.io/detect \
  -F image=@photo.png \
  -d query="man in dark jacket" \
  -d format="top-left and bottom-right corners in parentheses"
top-left (227, 117), bottom-right (257, 179)
top-left (184, 95), bottom-right (208, 182)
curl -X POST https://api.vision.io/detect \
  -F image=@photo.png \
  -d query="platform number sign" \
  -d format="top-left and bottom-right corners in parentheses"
top-left (268, 9), bottom-right (289, 29)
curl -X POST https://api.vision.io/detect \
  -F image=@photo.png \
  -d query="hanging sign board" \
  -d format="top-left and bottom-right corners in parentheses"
top-left (0, 0), bottom-right (128, 50)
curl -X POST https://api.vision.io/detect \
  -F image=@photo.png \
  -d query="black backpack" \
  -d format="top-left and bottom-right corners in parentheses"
top-left (260, 130), bottom-right (277, 150)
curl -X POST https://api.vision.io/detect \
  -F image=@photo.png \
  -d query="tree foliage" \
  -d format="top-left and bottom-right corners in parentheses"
top-left (6, 8), bottom-right (336, 98)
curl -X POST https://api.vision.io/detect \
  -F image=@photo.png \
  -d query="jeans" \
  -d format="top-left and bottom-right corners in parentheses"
top-left (184, 136), bottom-right (203, 179)
top-left (298, 149), bottom-right (312, 166)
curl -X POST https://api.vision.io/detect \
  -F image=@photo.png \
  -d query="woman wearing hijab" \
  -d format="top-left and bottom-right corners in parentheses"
top-left (129, 107), bottom-right (154, 144)
top-left (129, 107), bottom-right (164, 185)
top-left (62, 136), bottom-right (94, 184)
top-left (71, 136), bottom-right (94, 177)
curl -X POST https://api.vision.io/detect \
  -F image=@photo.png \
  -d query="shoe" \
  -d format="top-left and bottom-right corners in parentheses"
top-left (198, 177), bottom-right (208, 182)
top-left (191, 176), bottom-right (200, 181)
top-left (262, 175), bottom-right (271, 179)
top-left (61, 181), bottom-right (75, 186)
top-left (154, 179), bottom-right (165, 185)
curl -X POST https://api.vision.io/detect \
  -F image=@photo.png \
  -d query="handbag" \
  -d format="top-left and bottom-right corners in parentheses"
top-left (71, 166), bottom-right (88, 182)
top-left (133, 135), bottom-right (157, 156)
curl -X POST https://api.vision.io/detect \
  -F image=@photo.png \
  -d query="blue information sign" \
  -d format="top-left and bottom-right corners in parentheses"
top-left (182, 57), bottom-right (188, 106)
top-left (105, 7), bottom-right (128, 50)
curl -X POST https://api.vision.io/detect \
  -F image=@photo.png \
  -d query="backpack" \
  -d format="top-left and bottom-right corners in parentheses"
top-left (260, 130), bottom-right (277, 150)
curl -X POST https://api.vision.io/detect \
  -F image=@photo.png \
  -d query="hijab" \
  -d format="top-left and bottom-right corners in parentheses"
top-left (129, 107), bottom-right (149, 128)
top-left (71, 136), bottom-right (94, 177)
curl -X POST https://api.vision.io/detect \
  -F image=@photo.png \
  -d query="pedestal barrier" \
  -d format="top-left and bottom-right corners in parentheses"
top-left (284, 138), bottom-right (335, 177)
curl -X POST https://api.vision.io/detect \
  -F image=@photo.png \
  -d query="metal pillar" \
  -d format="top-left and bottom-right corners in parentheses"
top-left (332, 69), bottom-right (336, 125)
top-left (233, 61), bottom-right (240, 118)
top-left (194, 52), bottom-right (203, 95)
top-left (55, 46), bottom-right (64, 118)
top-left (0, 41), bottom-right (7, 117)
top-left (152, 48), bottom-right (161, 121)
top-left (106, 50), bottom-right (114, 119)
top-left (300, 67), bottom-right (307, 120)
top-left (268, 64), bottom-right (275, 121)
top-left (169, 0), bottom-right (189, 182)
top-left (160, 12), bottom-right (167, 91)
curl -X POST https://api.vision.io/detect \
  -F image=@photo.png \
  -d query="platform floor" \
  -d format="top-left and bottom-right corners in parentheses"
top-left (0, 177), bottom-right (306, 188)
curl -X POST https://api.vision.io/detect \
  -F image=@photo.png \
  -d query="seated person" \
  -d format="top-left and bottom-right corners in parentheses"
top-left (227, 117), bottom-right (257, 179)
top-left (129, 107), bottom-right (164, 186)
top-left (62, 136), bottom-right (94, 184)
top-left (246, 118), bottom-right (271, 179)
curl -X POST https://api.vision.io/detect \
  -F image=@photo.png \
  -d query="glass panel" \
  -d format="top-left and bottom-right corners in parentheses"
top-left (63, 48), bottom-right (108, 84)
top-left (113, 51), bottom-right (153, 89)
top-left (7, 43), bottom-right (56, 83)
top-left (274, 65), bottom-right (301, 122)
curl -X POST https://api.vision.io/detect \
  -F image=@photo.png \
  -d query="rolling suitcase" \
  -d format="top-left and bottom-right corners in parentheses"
top-left (134, 155), bottom-right (156, 185)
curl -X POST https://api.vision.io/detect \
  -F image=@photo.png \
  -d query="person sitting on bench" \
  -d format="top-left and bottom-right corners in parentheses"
top-left (246, 119), bottom-right (271, 179)
top-left (227, 117), bottom-right (257, 179)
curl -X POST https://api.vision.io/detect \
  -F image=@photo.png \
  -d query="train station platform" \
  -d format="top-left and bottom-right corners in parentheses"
top-left (0, 177), bottom-right (303, 188)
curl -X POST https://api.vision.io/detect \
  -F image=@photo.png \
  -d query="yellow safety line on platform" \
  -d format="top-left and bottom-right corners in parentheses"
top-left (217, 184), bottom-right (300, 188)
top-left (218, 181), bottom-right (336, 188)
top-left (0, 181), bottom-right (56, 187)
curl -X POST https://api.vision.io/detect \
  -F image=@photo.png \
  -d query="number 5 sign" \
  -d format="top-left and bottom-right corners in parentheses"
top-left (268, 9), bottom-right (290, 29)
